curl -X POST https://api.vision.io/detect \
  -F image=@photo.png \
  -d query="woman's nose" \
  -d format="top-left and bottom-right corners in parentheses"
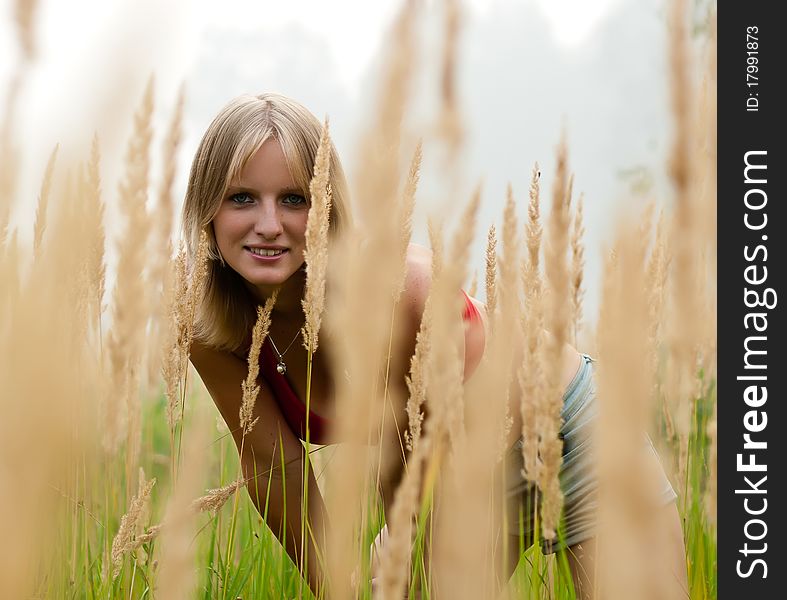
top-left (253, 201), bottom-right (283, 239)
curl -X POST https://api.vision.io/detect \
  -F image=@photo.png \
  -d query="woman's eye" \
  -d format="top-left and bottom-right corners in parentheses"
top-left (283, 194), bottom-right (307, 206)
top-left (229, 192), bottom-right (253, 204)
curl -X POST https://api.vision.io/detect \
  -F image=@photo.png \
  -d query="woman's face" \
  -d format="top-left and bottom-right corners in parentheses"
top-left (212, 138), bottom-right (310, 295)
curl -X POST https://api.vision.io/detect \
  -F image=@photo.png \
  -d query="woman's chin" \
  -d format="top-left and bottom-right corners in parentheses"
top-left (233, 260), bottom-right (306, 292)
top-left (246, 275), bottom-right (288, 288)
top-left (240, 270), bottom-right (298, 290)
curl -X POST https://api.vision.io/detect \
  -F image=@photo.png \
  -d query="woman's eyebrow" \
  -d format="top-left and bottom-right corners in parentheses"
top-left (226, 184), bottom-right (303, 194)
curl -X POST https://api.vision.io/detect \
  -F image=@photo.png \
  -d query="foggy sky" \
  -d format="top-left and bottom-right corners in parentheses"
top-left (182, 0), bottom-right (677, 330)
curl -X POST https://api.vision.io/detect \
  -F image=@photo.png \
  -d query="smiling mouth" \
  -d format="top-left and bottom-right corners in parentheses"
top-left (246, 247), bottom-right (288, 257)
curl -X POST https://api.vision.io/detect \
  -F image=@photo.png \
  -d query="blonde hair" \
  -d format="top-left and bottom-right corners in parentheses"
top-left (182, 93), bottom-right (353, 351)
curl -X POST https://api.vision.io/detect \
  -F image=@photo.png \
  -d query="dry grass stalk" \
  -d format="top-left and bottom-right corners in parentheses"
top-left (538, 136), bottom-right (571, 539)
top-left (126, 475), bottom-right (246, 554)
top-left (427, 190), bottom-right (485, 599)
top-left (646, 209), bottom-right (675, 442)
top-left (427, 216), bottom-right (444, 279)
top-left (240, 291), bottom-right (278, 435)
top-left (351, 0), bottom-right (415, 233)
top-left (190, 477), bottom-right (247, 515)
top-left (499, 184), bottom-right (520, 320)
top-left (83, 134), bottom-right (106, 330)
top-left (646, 209), bottom-right (668, 349)
top-left (485, 224), bottom-right (497, 325)
top-left (324, 4), bottom-right (419, 593)
top-left (28, 153), bottom-right (94, 342)
top-left (349, 193), bottom-right (464, 599)
top-left (1, 230), bottom-right (20, 317)
top-left (570, 191), bottom-right (585, 346)
top-left (665, 0), bottom-right (702, 490)
top-left (519, 162), bottom-right (544, 482)
top-left (524, 163), bottom-right (543, 290)
top-left (324, 236), bottom-right (400, 597)
top-left (147, 86), bottom-right (185, 389)
top-left (64, 169), bottom-right (96, 346)
top-left (699, 264), bottom-right (718, 390)
top-left (595, 221), bottom-right (670, 600)
top-left (155, 88), bottom-right (184, 247)
top-left (0, 204), bottom-right (9, 251)
top-left (436, 0), bottom-right (464, 162)
top-left (435, 184), bottom-right (521, 600)
top-left (411, 219), bottom-right (447, 436)
top-left (155, 411), bottom-right (209, 600)
top-left (493, 185), bottom-right (520, 469)
top-left (637, 200), bottom-right (655, 359)
top-left (441, 185), bottom-right (481, 454)
top-left (668, 0), bottom-right (692, 201)
top-left (33, 143), bottom-right (59, 259)
top-left (0, 97), bottom-right (14, 248)
top-left (0, 232), bottom-right (23, 594)
top-left (187, 230), bottom-right (211, 333)
top-left (467, 268), bottom-right (477, 297)
top-left (163, 246), bottom-right (189, 430)
top-left (395, 140), bottom-right (422, 299)
top-left (1, 161), bottom-right (92, 596)
top-left (699, 14), bottom-right (717, 274)
top-left (443, 334), bottom-right (511, 599)
top-left (137, 467), bottom-right (153, 527)
top-left (14, 0), bottom-right (38, 61)
top-left (696, 33), bottom-right (715, 232)
top-left (109, 472), bottom-right (156, 580)
top-left (690, 251), bottom-right (716, 414)
top-left (302, 117), bottom-right (333, 353)
top-left (0, 117), bottom-right (14, 248)
top-left (103, 78), bottom-right (155, 460)
top-left (480, 184), bottom-right (520, 468)
top-left (705, 401), bottom-right (717, 524)
top-left (0, 139), bottom-right (15, 250)
top-left (378, 440), bottom-right (430, 600)
top-left (693, 21), bottom-right (718, 395)
top-left (163, 231), bottom-right (209, 431)
top-left (451, 187), bottom-right (483, 257)
top-left (698, 249), bottom-right (717, 386)
top-left (0, 0), bottom-right (28, 246)
top-left (404, 219), bottom-right (444, 453)
top-left (132, 524), bottom-right (163, 550)
top-left (404, 321), bottom-right (429, 452)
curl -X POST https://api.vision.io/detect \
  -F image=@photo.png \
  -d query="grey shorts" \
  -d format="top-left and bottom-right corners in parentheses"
top-left (501, 354), bottom-right (677, 554)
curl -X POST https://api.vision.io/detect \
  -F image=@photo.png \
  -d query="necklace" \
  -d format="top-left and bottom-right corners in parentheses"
top-left (269, 328), bottom-right (301, 375)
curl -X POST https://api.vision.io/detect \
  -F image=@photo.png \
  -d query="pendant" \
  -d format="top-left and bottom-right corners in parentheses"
top-left (276, 360), bottom-right (287, 375)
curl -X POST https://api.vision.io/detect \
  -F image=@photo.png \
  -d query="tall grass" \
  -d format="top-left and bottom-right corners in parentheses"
top-left (0, 0), bottom-right (716, 598)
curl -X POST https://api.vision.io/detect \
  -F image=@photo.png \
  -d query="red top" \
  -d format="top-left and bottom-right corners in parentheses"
top-left (259, 337), bottom-right (331, 443)
top-left (460, 288), bottom-right (481, 322)
top-left (261, 290), bottom-right (481, 444)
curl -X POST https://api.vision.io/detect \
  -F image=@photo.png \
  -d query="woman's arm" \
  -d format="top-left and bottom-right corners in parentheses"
top-left (396, 243), bottom-right (487, 383)
top-left (378, 244), bottom-right (487, 520)
top-left (190, 341), bottom-right (328, 594)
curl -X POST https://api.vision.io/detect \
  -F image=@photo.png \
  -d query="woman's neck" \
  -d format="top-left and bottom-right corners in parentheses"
top-left (247, 269), bottom-right (307, 318)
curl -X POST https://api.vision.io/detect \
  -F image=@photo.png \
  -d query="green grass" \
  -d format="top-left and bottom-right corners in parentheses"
top-left (38, 375), bottom-right (717, 599)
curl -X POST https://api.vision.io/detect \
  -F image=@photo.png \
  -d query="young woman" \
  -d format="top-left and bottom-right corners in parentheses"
top-left (182, 92), bottom-right (687, 598)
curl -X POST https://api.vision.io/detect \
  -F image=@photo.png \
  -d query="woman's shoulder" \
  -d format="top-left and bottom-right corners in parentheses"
top-left (403, 243), bottom-right (433, 284)
top-left (190, 338), bottom-right (247, 371)
top-left (400, 243), bottom-right (433, 322)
